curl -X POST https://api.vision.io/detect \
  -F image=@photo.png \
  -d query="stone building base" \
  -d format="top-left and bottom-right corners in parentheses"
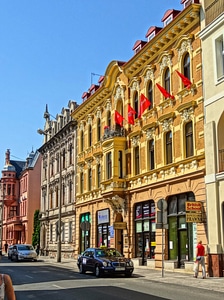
top-left (208, 254), bottom-right (224, 277)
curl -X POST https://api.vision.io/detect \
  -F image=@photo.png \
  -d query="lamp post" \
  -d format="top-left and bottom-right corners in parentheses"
top-left (38, 128), bottom-right (62, 262)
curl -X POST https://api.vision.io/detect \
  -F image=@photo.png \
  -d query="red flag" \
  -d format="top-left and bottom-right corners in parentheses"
top-left (156, 83), bottom-right (174, 100)
top-left (138, 94), bottom-right (151, 118)
top-left (128, 104), bottom-right (136, 125)
top-left (115, 110), bottom-right (125, 126)
top-left (176, 70), bottom-right (192, 89)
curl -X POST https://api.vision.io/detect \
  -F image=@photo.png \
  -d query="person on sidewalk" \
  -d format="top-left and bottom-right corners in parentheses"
top-left (194, 240), bottom-right (206, 279)
top-left (0, 273), bottom-right (16, 300)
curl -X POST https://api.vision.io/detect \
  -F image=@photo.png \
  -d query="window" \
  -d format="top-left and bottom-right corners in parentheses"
top-left (148, 81), bottom-right (153, 109)
top-left (135, 201), bottom-right (156, 260)
top-left (97, 119), bottom-right (101, 142)
top-left (69, 144), bottom-right (73, 165)
top-left (107, 111), bottom-right (111, 128)
top-left (183, 53), bottom-right (190, 81)
top-left (88, 168), bottom-right (92, 191)
top-left (97, 164), bottom-right (101, 188)
top-left (80, 172), bottom-right (84, 194)
top-left (164, 68), bottom-right (171, 94)
top-left (69, 221), bottom-right (72, 243)
top-left (68, 181), bottom-right (72, 203)
top-left (148, 140), bottom-right (155, 170)
top-left (215, 35), bottom-right (224, 80)
top-left (80, 131), bottom-right (84, 152)
top-left (134, 146), bottom-right (140, 175)
top-left (62, 184), bottom-right (65, 205)
top-left (134, 92), bottom-right (139, 118)
top-left (62, 149), bottom-right (66, 169)
top-left (56, 186), bottom-right (59, 207)
top-left (166, 131), bottom-right (173, 164)
top-left (106, 152), bottom-right (112, 179)
top-left (185, 121), bottom-right (193, 158)
top-left (50, 224), bottom-right (53, 241)
top-left (118, 151), bottom-right (123, 178)
top-left (89, 125), bottom-right (92, 147)
top-left (49, 189), bottom-right (53, 209)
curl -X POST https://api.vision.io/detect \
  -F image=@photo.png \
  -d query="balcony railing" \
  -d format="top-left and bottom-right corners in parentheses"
top-left (102, 126), bottom-right (125, 141)
top-left (219, 149), bottom-right (224, 172)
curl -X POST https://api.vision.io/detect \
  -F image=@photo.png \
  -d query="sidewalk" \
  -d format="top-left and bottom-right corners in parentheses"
top-left (41, 256), bottom-right (224, 294)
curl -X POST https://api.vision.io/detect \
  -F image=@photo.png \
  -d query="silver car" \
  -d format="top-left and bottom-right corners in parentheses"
top-left (11, 244), bottom-right (37, 262)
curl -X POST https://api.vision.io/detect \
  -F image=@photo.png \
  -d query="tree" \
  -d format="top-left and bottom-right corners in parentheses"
top-left (32, 210), bottom-right (40, 246)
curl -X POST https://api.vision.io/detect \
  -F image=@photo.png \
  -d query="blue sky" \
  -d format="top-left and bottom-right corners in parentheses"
top-left (0, 0), bottom-right (182, 163)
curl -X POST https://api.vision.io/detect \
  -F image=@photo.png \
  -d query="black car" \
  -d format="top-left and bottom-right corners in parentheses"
top-left (77, 247), bottom-right (134, 278)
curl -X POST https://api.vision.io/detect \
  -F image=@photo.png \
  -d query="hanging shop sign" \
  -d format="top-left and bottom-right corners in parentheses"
top-left (113, 222), bottom-right (127, 230)
top-left (186, 201), bottom-right (203, 223)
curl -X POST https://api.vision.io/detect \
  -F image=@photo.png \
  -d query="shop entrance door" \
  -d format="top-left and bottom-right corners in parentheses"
top-left (178, 229), bottom-right (188, 268)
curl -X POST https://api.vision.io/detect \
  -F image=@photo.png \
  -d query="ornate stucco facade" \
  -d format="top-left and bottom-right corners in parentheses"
top-left (71, 1), bottom-right (207, 273)
top-left (199, 0), bottom-right (224, 277)
top-left (38, 101), bottom-right (78, 258)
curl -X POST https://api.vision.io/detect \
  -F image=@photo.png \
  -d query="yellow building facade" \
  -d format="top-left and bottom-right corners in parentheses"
top-left (71, 1), bottom-right (206, 273)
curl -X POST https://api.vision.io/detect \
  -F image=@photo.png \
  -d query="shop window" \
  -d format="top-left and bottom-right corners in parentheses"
top-left (135, 201), bottom-right (156, 264)
top-left (80, 213), bottom-right (91, 253)
top-left (97, 209), bottom-right (110, 247)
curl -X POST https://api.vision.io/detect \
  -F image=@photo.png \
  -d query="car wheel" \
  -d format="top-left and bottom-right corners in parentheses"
top-left (95, 265), bottom-right (101, 278)
top-left (79, 263), bottom-right (85, 274)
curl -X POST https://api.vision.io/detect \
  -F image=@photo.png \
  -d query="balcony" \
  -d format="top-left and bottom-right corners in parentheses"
top-left (102, 126), bottom-right (125, 141)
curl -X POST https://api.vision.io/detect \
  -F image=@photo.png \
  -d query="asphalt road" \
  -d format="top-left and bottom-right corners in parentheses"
top-left (0, 256), bottom-right (223, 300)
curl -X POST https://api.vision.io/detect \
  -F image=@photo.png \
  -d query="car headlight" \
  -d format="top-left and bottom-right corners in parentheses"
top-left (127, 260), bottom-right (134, 267)
top-left (102, 261), bottom-right (107, 267)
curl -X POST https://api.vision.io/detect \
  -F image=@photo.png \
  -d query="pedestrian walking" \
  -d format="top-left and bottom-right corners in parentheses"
top-left (194, 240), bottom-right (206, 279)
top-left (0, 273), bottom-right (16, 300)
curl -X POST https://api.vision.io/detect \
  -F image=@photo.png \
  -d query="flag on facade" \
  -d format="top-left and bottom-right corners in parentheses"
top-left (176, 70), bottom-right (192, 89)
top-left (115, 110), bottom-right (125, 126)
top-left (156, 83), bottom-right (175, 100)
top-left (138, 94), bottom-right (151, 118)
top-left (128, 104), bottom-right (136, 125)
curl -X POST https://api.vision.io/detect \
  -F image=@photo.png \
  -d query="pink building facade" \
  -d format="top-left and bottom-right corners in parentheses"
top-left (0, 149), bottom-right (41, 248)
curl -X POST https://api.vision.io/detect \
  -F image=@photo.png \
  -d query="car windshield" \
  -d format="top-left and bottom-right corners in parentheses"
top-left (18, 245), bottom-right (34, 251)
top-left (95, 248), bottom-right (122, 258)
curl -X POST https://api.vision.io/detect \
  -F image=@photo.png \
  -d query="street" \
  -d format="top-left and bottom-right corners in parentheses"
top-left (0, 256), bottom-right (223, 300)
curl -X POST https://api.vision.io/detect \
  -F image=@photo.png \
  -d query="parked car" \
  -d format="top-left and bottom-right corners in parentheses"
top-left (7, 245), bottom-right (14, 260)
top-left (11, 244), bottom-right (37, 262)
top-left (77, 247), bottom-right (134, 278)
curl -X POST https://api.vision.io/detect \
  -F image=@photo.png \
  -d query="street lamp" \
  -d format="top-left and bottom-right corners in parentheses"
top-left (38, 128), bottom-right (62, 263)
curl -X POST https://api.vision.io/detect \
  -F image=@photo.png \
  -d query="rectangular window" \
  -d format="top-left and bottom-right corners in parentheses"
top-left (148, 140), bottom-right (155, 170)
top-left (106, 152), bottom-right (112, 179)
top-left (69, 221), bottom-right (72, 243)
top-left (88, 168), bottom-right (92, 191)
top-left (80, 172), bottom-right (84, 194)
top-left (97, 164), bottom-right (101, 188)
top-left (166, 131), bottom-right (173, 164)
top-left (118, 151), bottom-right (123, 178)
top-left (215, 35), bottom-right (224, 81)
top-left (135, 146), bottom-right (140, 175)
top-left (185, 121), bottom-right (193, 157)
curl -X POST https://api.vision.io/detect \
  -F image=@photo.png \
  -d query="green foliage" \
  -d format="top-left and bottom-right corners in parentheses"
top-left (32, 210), bottom-right (40, 247)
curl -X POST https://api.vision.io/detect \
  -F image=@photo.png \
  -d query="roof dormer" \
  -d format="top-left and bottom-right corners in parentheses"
top-left (145, 26), bottom-right (162, 42)
top-left (181, 0), bottom-right (200, 9)
top-left (82, 91), bottom-right (90, 102)
top-left (132, 40), bottom-right (147, 55)
top-left (161, 9), bottom-right (181, 27)
top-left (89, 84), bottom-right (99, 95)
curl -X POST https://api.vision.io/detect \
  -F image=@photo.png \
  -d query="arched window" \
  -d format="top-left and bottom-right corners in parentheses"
top-left (185, 121), bottom-right (193, 158)
top-left (148, 81), bottom-right (153, 109)
top-left (134, 91), bottom-right (139, 117)
top-left (183, 53), bottom-right (190, 80)
top-left (164, 68), bottom-right (171, 94)
top-left (166, 131), bottom-right (172, 164)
